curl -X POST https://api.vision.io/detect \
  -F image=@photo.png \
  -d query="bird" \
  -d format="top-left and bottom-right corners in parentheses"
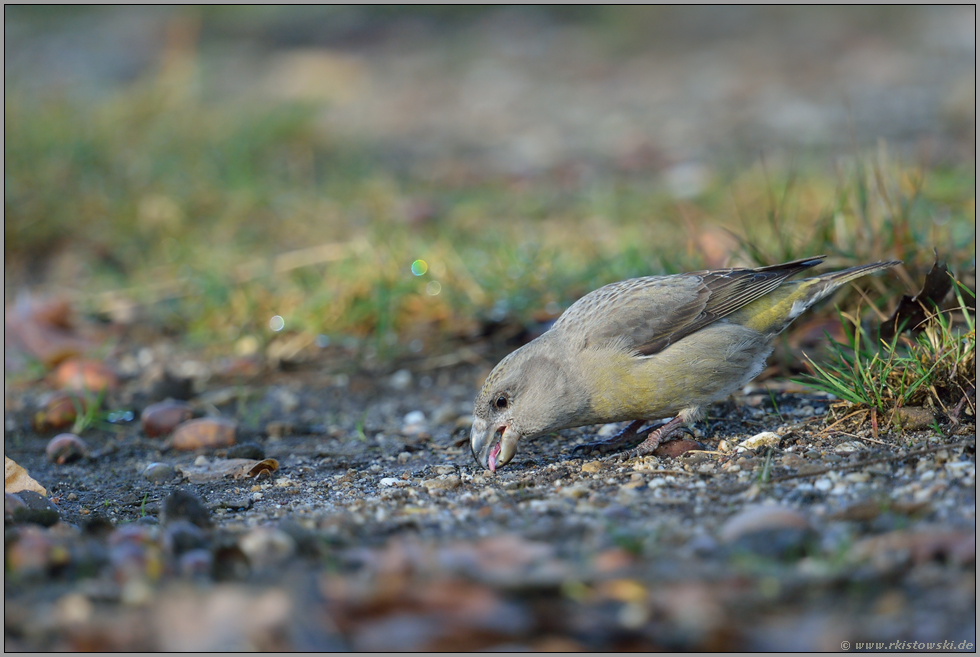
top-left (470, 256), bottom-right (900, 471)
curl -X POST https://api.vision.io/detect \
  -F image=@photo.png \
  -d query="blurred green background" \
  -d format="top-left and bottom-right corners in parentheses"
top-left (4, 6), bottom-right (975, 363)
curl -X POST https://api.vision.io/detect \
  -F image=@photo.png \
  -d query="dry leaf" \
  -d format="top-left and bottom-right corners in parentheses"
top-left (5, 455), bottom-right (48, 496)
top-left (179, 458), bottom-right (279, 483)
top-left (881, 258), bottom-right (952, 340)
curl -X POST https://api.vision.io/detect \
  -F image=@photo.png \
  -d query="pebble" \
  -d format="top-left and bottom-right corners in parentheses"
top-left (239, 527), bottom-right (296, 568)
top-left (32, 391), bottom-right (86, 432)
top-left (143, 462), bottom-right (176, 484)
top-left (141, 400), bottom-right (194, 438)
top-left (270, 387), bottom-right (300, 413)
top-left (736, 431), bottom-right (780, 452)
top-left (11, 490), bottom-right (61, 527)
top-left (6, 525), bottom-right (56, 575)
top-left (889, 406), bottom-right (935, 431)
top-left (53, 358), bottom-right (119, 392)
top-left (5, 492), bottom-right (27, 521)
top-left (422, 475), bottom-right (461, 492)
top-left (719, 504), bottom-right (813, 560)
top-left (178, 548), bottom-right (214, 578)
top-left (162, 519), bottom-right (208, 556)
top-left (814, 478), bottom-right (833, 492)
top-left (431, 403), bottom-right (458, 425)
top-left (160, 489), bottom-right (212, 528)
top-left (945, 461), bottom-right (975, 478)
top-left (45, 433), bottom-right (89, 464)
top-left (172, 418), bottom-right (237, 451)
top-left (389, 369), bottom-right (413, 390)
top-left (581, 461), bottom-right (603, 473)
top-left (560, 486), bottom-right (590, 499)
top-left (834, 441), bottom-right (866, 455)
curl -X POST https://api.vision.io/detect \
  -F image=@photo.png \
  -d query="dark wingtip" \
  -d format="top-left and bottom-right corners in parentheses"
top-left (753, 255), bottom-right (826, 272)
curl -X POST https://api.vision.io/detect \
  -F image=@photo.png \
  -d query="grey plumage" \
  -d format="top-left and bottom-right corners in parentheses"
top-left (471, 256), bottom-right (900, 471)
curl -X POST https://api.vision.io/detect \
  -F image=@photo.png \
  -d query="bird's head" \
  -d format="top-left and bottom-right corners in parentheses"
top-left (470, 338), bottom-right (581, 472)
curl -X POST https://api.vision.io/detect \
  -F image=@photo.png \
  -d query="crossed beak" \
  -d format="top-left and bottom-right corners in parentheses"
top-left (471, 418), bottom-right (519, 472)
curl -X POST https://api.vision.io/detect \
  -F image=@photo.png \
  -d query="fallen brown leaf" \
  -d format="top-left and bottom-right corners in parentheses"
top-left (179, 458), bottom-right (279, 483)
top-left (881, 258), bottom-right (952, 340)
top-left (5, 455), bottom-right (48, 495)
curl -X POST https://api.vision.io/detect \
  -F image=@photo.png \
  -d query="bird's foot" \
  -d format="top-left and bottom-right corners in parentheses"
top-left (572, 420), bottom-right (657, 457)
top-left (607, 416), bottom-right (688, 462)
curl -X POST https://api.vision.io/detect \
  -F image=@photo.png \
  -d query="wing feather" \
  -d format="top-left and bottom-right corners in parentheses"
top-left (552, 256), bottom-right (825, 356)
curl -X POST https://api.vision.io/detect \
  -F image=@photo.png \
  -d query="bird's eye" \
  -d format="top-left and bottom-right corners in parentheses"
top-left (494, 396), bottom-right (508, 410)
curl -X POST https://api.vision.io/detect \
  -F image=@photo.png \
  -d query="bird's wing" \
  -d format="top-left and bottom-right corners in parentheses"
top-left (553, 256), bottom-right (825, 356)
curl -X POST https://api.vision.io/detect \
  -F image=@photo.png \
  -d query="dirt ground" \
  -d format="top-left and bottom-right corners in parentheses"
top-left (4, 6), bottom-right (976, 652)
top-left (3, 330), bottom-right (976, 651)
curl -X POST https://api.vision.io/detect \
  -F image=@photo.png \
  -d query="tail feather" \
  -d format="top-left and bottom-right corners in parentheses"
top-left (803, 260), bottom-right (902, 306)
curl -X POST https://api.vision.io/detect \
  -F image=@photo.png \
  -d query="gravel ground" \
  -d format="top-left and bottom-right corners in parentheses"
top-left (4, 7), bottom-right (976, 651)
top-left (4, 336), bottom-right (975, 651)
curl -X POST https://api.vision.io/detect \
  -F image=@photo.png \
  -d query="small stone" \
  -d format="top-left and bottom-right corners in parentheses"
top-left (581, 461), bottom-right (603, 473)
top-left (143, 462), bottom-right (176, 484)
top-left (178, 548), bottom-right (214, 578)
top-left (5, 525), bottom-right (55, 575)
top-left (172, 418), bottom-right (237, 451)
top-left (380, 477), bottom-right (403, 487)
top-left (945, 461), bottom-right (975, 478)
top-left (141, 400), bottom-right (194, 437)
top-left (389, 369), bottom-right (412, 390)
top-left (814, 478), bottom-right (833, 492)
top-left (160, 488), bottom-right (211, 528)
top-left (33, 392), bottom-right (88, 432)
top-left (889, 407), bottom-right (935, 431)
top-left (239, 527), bottom-right (296, 568)
top-left (422, 475), bottom-right (461, 491)
top-left (270, 387), bottom-right (300, 413)
top-left (5, 492), bottom-right (26, 521)
top-left (845, 472), bottom-right (870, 484)
top-left (780, 454), bottom-right (806, 468)
top-left (12, 490), bottom-right (61, 527)
top-left (431, 403), bottom-right (458, 425)
top-left (404, 410), bottom-right (426, 425)
top-left (397, 451), bottom-right (411, 463)
top-left (653, 438), bottom-right (705, 458)
top-left (53, 358), bottom-right (119, 392)
top-left (265, 421), bottom-right (294, 439)
top-left (719, 504), bottom-right (813, 560)
top-left (45, 433), bottom-right (89, 464)
top-left (835, 441), bottom-right (866, 455)
top-left (736, 431), bottom-right (781, 452)
top-left (560, 485), bottom-right (590, 499)
top-left (162, 519), bottom-right (208, 556)
top-left (597, 423), bottom-right (621, 437)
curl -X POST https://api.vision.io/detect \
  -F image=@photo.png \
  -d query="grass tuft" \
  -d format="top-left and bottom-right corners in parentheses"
top-left (800, 277), bottom-right (976, 422)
